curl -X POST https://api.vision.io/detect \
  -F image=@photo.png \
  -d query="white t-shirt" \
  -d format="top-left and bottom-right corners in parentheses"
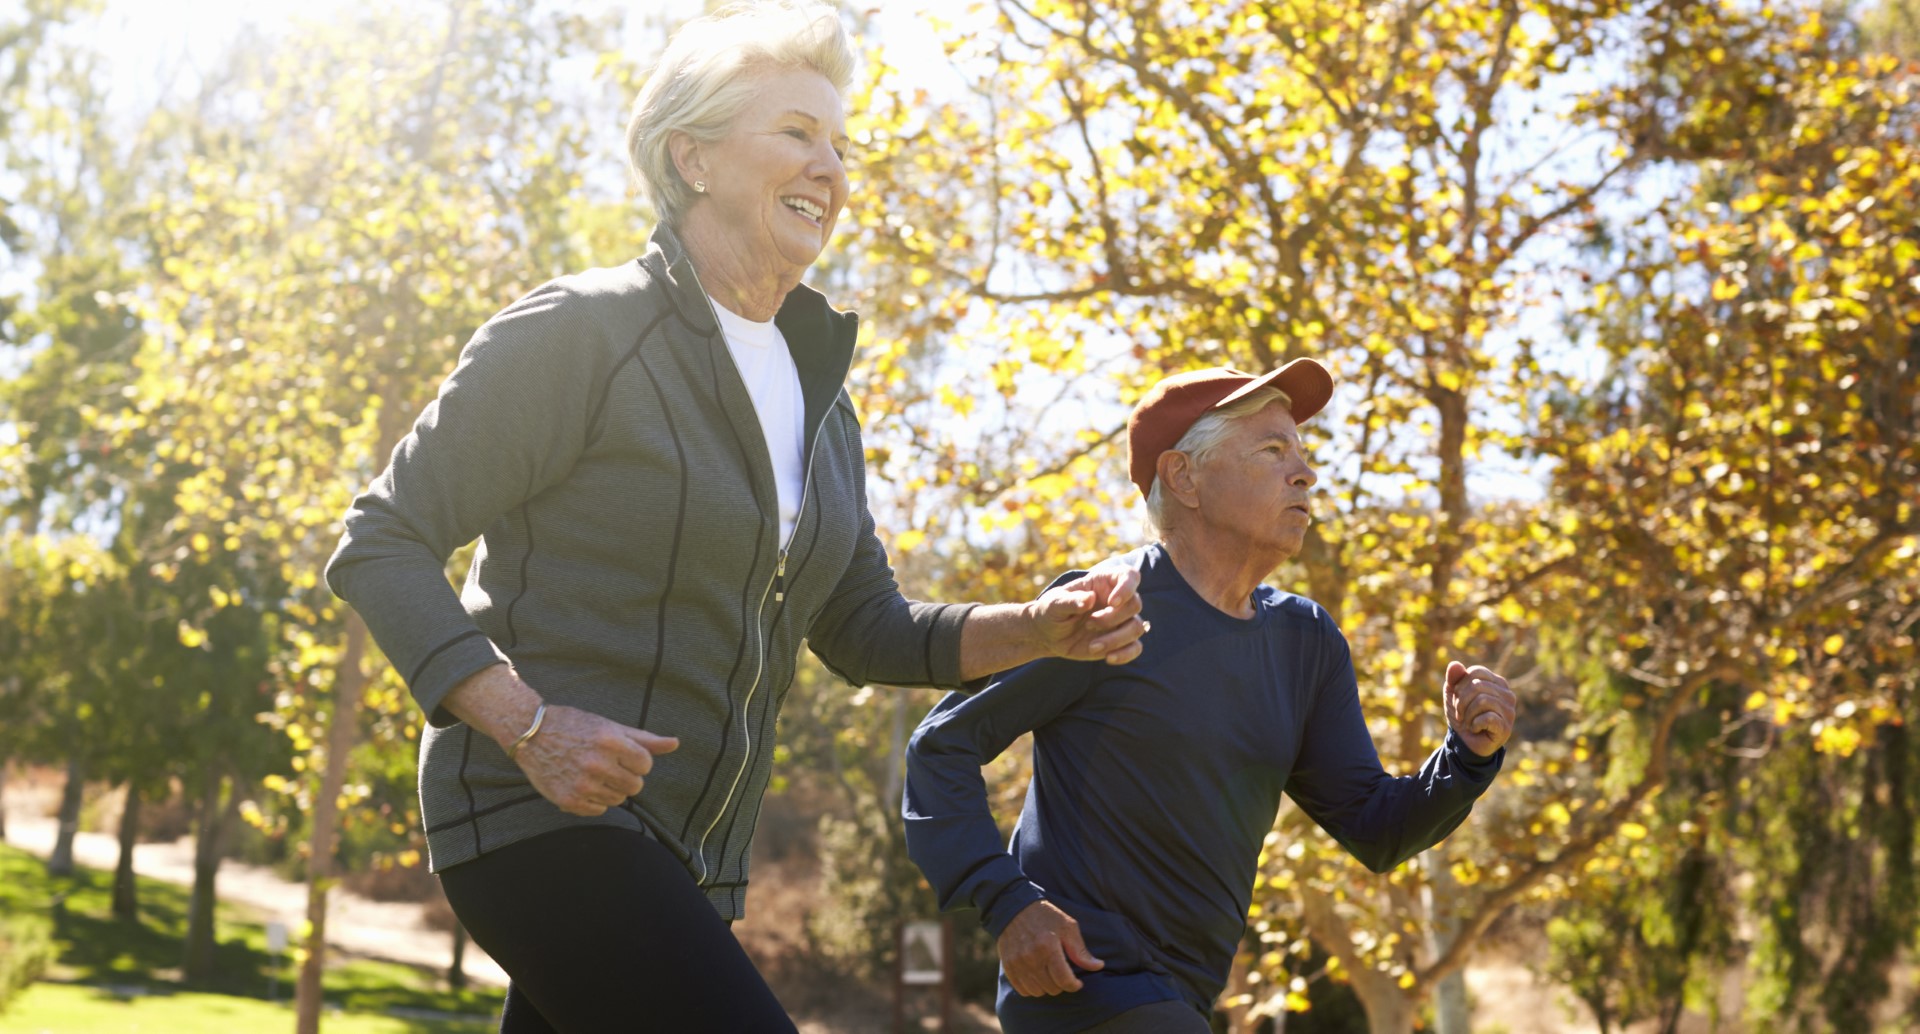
top-left (709, 297), bottom-right (806, 542)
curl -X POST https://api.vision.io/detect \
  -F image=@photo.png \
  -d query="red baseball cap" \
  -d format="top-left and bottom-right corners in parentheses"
top-left (1126, 359), bottom-right (1334, 497)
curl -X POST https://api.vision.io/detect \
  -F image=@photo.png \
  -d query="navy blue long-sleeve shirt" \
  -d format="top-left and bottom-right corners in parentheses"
top-left (902, 544), bottom-right (1503, 1031)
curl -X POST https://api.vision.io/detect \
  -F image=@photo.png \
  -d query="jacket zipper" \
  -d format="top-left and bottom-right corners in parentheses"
top-left (683, 267), bottom-right (834, 886)
top-left (691, 439), bottom-right (822, 884)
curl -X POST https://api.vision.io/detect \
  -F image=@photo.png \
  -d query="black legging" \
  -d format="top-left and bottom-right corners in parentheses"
top-left (440, 825), bottom-right (797, 1033)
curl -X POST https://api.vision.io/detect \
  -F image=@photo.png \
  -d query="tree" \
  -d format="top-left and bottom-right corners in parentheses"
top-left (112, 0), bottom-right (640, 1022)
top-left (0, 0), bottom-right (305, 961)
top-left (839, 1), bottom-right (1917, 1030)
top-left (0, 0), bottom-right (154, 881)
top-left (1530, 11), bottom-right (1919, 1025)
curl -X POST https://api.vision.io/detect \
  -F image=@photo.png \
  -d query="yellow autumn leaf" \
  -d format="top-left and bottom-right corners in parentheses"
top-left (1816, 724), bottom-right (1863, 757)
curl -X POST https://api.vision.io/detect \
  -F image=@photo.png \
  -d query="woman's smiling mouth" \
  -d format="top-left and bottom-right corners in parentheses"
top-left (781, 195), bottom-right (826, 226)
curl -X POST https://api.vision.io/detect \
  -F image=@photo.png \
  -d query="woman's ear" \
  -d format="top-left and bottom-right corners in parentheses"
top-left (1158, 451), bottom-right (1202, 512)
top-left (668, 131), bottom-right (706, 191)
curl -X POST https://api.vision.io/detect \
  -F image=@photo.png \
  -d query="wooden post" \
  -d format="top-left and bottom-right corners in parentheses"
top-left (893, 919), bottom-right (905, 1034)
top-left (939, 916), bottom-right (953, 1034)
top-left (449, 922), bottom-right (468, 991)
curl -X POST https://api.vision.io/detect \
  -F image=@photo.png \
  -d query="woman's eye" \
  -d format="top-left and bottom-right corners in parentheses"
top-left (786, 128), bottom-right (808, 141)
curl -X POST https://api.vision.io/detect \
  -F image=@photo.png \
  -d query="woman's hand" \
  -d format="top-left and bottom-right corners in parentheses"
top-left (444, 664), bottom-right (679, 816)
top-left (1027, 564), bottom-right (1147, 665)
top-left (957, 565), bottom-right (1149, 681)
top-left (512, 706), bottom-right (680, 816)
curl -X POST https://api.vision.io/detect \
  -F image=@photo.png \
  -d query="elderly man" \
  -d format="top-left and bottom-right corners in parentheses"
top-left (902, 362), bottom-right (1517, 1033)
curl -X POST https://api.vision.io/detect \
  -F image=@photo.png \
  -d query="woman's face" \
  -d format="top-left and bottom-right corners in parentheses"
top-left (690, 67), bottom-right (850, 274)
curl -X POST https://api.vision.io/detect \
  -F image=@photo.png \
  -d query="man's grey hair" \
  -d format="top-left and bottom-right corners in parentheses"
top-left (626, 1), bottom-right (856, 227)
top-left (1144, 387), bottom-right (1293, 536)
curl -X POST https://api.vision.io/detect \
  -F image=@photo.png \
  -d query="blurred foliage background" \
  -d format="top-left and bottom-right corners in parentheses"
top-left (1, 0), bottom-right (1916, 1031)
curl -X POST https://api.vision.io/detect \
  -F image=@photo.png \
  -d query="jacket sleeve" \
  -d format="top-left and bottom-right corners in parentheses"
top-left (805, 401), bottom-right (977, 689)
top-left (323, 281), bottom-right (611, 727)
top-left (1283, 621), bottom-right (1503, 874)
top-left (902, 657), bottom-right (1095, 937)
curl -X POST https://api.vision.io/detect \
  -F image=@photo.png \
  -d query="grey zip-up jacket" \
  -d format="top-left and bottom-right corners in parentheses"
top-left (324, 223), bottom-right (975, 918)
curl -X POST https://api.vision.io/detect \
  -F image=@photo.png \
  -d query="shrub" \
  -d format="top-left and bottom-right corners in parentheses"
top-left (0, 912), bottom-right (55, 1014)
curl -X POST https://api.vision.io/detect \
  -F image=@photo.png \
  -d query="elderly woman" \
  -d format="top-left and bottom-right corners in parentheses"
top-left (323, 2), bottom-right (1143, 1031)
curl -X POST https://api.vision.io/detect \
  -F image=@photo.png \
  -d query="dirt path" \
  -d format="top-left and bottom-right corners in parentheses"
top-left (1, 783), bottom-right (509, 989)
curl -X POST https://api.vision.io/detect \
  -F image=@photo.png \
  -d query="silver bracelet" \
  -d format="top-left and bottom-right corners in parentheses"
top-left (507, 702), bottom-right (549, 760)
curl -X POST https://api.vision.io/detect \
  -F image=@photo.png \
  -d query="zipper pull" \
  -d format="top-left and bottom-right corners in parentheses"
top-left (775, 551), bottom-right (787, 602)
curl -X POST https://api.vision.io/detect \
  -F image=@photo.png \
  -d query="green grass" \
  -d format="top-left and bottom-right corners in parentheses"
top-left (0, 844), bottom-right (500, 1032)
top-left (0, 983), bottom-right (492, 1033)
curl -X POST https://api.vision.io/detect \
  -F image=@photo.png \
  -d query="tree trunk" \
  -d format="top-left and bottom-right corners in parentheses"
top-left (1588, 998), bottom-right (1613, 1034)
top-left (183, 769), bottom-right (232, 983)
top-left (449, 922), bottom-right (468, 992)
top-left (1425, 848), bottom-right (1471, 1034)
top-left (884, 689), bottom-right (907, 807)
top-left (112, 782), bottom-right (141, 921)
top-left (1218, 947), bottom-right (1254, 1033)
top-left (1301, 892), bottom-right (1419, 1034)
top-left (1347, 978), bottom-right (1417, 1034)
top-left (295, 612), bottom-right (371, 1034)
top-left (0, 762), bottom-right (10, 841)
top-left (45, 758), bottom-right (85, 876)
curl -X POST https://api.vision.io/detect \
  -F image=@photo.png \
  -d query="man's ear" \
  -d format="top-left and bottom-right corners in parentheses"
top-left (668, 130), bottom-right (706, 191)
top-left (1158, 451), bottom-right (1202, 512)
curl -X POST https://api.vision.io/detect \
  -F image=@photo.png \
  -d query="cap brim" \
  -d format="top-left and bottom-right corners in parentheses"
top-left (1213, 356), bottom-right (1333, 423)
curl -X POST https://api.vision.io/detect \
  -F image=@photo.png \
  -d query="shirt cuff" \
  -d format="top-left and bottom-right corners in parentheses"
top-left (927, 601), bottom-right (983, 688)
top-left (981, 880), bottom-right (1049, 940)
top-left (1444, 729), bottom-right (1505, 780)
top-left (412, 635), bottom-right (512, 728)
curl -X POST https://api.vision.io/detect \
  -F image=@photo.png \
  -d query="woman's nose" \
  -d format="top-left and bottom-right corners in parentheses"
top-left (813, 143), bottom-right (846, 187)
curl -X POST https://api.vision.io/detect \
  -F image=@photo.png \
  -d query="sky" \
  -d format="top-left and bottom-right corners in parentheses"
top-left (72, 0), bottom-right (958, 108)
top-left (2, 0), bottom-right (1642, 522)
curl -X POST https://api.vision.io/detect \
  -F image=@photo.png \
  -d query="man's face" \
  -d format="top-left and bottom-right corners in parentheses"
top-left (1187, 402), bottom-right (1318, 560)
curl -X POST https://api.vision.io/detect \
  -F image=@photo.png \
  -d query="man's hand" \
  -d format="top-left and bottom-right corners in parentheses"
top-left (513, 705), bottom-right (680, 816)
top-left (998, 901), bottom-right (1105, 996)
top-left (1444, 661), bottom-right (1517, 757)
top-left (1028, 564), bottom-right (1148, 666)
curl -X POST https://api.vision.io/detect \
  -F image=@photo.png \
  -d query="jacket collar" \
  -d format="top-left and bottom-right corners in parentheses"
top-left (646, 222), bottom-right (856, 346)
top-left (643, 220), bottom-right (861, 444)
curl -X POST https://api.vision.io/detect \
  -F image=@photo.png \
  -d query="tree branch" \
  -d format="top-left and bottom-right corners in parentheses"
top-left (1463, 552), bottom-right (1579, 613)
top-left (1417, 660), bottom-right (1737, 986)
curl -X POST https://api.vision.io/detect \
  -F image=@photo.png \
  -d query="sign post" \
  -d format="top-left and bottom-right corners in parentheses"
top-left (894, 917), bottom-right (952, 1033)
top-left (266, 920), bottom-right (289, 1001)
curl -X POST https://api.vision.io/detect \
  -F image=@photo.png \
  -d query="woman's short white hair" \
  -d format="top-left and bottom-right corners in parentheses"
top-left (1144, 387), bottom-right (1292, 536)
top-left (626, 1), bottom-right (856, 227)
